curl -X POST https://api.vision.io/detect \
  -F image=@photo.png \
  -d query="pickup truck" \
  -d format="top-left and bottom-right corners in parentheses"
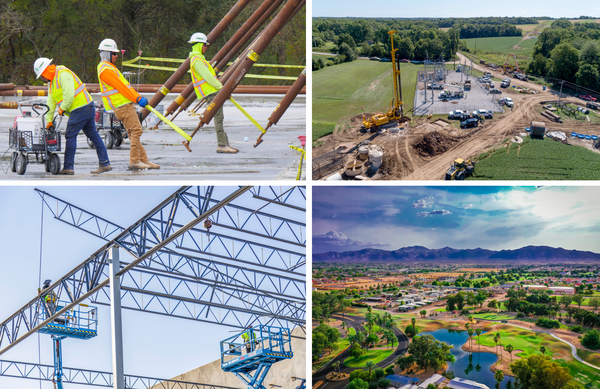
top-left (472, 109), bottom-right (493, 119)
top-left (448, 110), bottom-right (465, 119)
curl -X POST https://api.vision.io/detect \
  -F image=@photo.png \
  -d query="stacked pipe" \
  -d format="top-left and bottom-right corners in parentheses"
top-left (140, 0), bottom-right (253, 120)
top-left (183, 0), bottom-right (305, 151)
top-left (254, 68), bottom-right (306, 147)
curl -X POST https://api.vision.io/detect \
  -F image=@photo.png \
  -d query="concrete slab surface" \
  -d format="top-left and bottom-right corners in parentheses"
top-left (0, 94), bottom-right (306, 180)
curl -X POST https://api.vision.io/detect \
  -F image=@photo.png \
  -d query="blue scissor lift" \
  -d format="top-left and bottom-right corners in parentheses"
top-left (220, 325), bottom-right (293, 389)
top-left (38, 300), bottom-right (98, 389)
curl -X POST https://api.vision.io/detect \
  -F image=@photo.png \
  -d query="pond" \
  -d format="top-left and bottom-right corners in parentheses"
top-left (420, 329), bottom-right (512, 389)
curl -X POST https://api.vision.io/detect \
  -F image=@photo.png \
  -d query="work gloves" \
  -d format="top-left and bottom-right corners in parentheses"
top-left (57, 106), bottom-right (65, 116)
top-left (136, 96), bottom-right (149, 107)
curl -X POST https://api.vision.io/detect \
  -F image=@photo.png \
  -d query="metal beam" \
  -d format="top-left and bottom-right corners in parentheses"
top-left (0, 359), bottom-right (241, 389)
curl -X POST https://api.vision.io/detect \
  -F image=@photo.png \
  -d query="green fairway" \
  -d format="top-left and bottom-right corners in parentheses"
top-left (470, 136), bottom-right (600, 180)
top-left (464, 36), bottom-right (531, 53)
top-left (557, 358), bottom-right (600, 388)
top-left (577, 349), bottom-right (600, 367)
top-left (348, 327), bottom-right (356, 336)
top-left (343, 348), bottom-right (395, 367)
top-left (470, 312), bottom-right (514, 321)
top-left (313, 59), bottom-right (419, 140)
top-left (477, 326), bottom-right (571, 358)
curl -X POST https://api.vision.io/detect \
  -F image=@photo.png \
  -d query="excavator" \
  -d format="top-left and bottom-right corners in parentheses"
top-left (362, 30), bottom-right (409, 131)
top-left (503, 53), bottom-right (520, 74)
top-left (445, 158), bottom-right (476, 180)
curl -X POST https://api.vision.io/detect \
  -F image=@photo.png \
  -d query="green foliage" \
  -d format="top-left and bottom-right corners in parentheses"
top-left (350, 342), bottom-right (365, 359)
top-left (348, 378), bottom-right (369, 389)
top-left (408, 335), bottom-right (456, 372)
top-left (536, 317), bottom-right (561, 329)
top-left (405, 324), bottom-right (419, 338)
top-left (471, 137), bottom-right (600, 180)
top-left (312, 324), bottom-right (341, 361)
top-left (511, 354), bottom-right (578, 389)
top-left (338, 43), bottom-right (358, 62)
top-left (581, 329), bottom-right (600, 350)
top-left (549, 43), bottom-right (580, 81)
top-left (377, 378), bottom-right (390, 388)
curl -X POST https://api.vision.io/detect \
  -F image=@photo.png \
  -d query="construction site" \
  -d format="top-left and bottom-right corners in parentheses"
top-left (0, 185), bottom-right (306, 389)
top-left (0, 0), bottom-right (307, 180)
top-left (313, 46), bottom-right (600, 180)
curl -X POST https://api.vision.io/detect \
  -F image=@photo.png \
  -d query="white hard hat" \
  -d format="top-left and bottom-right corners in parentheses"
top-left (98, 38), bottom-right (119, 52)
top-left (188, 33), bottom-right (209, 44)
top-left (34, 57), bottom-right (53, 79)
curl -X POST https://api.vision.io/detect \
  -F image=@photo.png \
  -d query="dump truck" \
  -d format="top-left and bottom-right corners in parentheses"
top-left (445, 158), bottom-right (475, 180)
top-left (464, 80), bottom-right (471, 90)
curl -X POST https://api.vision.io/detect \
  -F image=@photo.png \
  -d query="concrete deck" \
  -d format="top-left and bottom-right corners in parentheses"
top-left (0, 93), bottom-right (306, 180)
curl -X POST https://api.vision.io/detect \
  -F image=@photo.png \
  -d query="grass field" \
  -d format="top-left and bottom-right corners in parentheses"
top-left (312, 59), bottom-right (419, 141)
top-left (343, 348), bottom-right (395, 367)
top-left (577, 349), bottom-right (600, 367)
top-left (313, 41), bottom-right (337, 54)
top-left (470, 312), bottom-right (514, 321)
top-left (464, 37), bottom-right (529, 53)
top-left (312, 337), bottom-right (350, 372)
top-left (348, 327), bottom-right (356, 336)
top-left (477, 326), bottom-right (571, 358)
top-left (557, 358), bottom-right (600, 388)
top-left (515, 24), bottom-right (539, 32)
top-left (516, 38), bottom-right (537, 50)
top-left (470, 136), bottom-right (600, 180)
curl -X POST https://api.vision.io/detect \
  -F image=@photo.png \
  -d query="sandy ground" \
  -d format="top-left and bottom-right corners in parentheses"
top-left (0, 94), bottom-right (306, 180)
top-left (313, 53), bottom-right (600, 180)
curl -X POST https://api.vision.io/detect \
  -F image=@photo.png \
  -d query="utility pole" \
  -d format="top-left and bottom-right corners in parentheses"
top-left (558, 80), bottom-right (565, 106)
top-left (109, 246), bottom-right (124, 389)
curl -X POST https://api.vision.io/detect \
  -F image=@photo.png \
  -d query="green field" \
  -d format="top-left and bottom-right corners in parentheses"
top-left (464, 37), bottom-right (530, 53)
top-left (348, 327), bottom-right (356, 336)
top-left (470, 136), bottom-right (600, 180)
top-left (343, 348), bottom-right (395, 367)
top-left (577, 349), bottom-right (600, 367)
top-left (312, 59), bottom-right (419, 141)
top-left (312, 337), bottom-right (350, 372)
top-left (558, 358), bottom-right (600, 388)
top-left (516, 38), bottom-right (537, 50)
top-left (470, 312), bottom-right (514, 321)
top-left (477, 326), bottom-right (570, 358)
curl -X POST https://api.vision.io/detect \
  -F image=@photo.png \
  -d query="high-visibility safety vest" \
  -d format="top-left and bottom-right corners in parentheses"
top-left (190, 54), bottom-right (218, 99)
top-left (49, 66), bottom-right (92, 113)
top-left (97, 61), bottom-right (136, 110)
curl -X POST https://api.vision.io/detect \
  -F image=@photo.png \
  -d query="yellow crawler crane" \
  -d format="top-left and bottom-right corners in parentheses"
top-left (363, 30), bottom-right (408, 130)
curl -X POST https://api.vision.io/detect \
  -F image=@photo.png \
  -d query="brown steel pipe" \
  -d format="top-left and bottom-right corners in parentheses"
top-left (140, 0), bottom-right (253, 120)
top-left (183, 0), bottom-right (304, 152)
top-left (254, 68), bottom-right (306, 147)
top-left (0, 102), bottom-right (19, 108)
top-left (166, 0), bottom-right (284, 117)
top-left (0, 83), bottom-right (16, 90)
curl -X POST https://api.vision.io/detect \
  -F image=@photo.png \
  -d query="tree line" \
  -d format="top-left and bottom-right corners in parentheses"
top-left (0, 0), bottom-right (305, 85)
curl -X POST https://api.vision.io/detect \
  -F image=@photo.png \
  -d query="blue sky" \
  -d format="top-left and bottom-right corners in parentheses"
top-left (313, 186), bottom-right (600, 254)
top-left (0, 186), bottom-right (281, 389)
top-left (313, 0), bottom-right (600, 19)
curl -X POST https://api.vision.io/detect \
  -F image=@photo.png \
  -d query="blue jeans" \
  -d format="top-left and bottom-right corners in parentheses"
top-left (63, 102), bottom-right (110, 169)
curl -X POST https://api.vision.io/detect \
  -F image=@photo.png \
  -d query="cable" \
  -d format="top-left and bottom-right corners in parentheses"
top-left (38, 194), bottom-right (44, 389)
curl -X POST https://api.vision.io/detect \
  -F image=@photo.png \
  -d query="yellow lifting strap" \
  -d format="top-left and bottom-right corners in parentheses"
top-left (229, 97), bottom-right (266, 134)
top-left (145, 105), bottom-right (192, 141)
top-left (289, 145), bottom-right (305, 181)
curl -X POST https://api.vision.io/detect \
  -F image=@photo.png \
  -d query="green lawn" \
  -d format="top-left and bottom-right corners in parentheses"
top-left (470, 312), bottom-right (514, 321)
top-left (516, 38), bottom-right (538, 50)
top-left (577, 349), bottom-right (600, 368)
top-left (464, 36), bottom-right (531, 53)
top-left (477, 326), bottom-right (571, 358)
top-left (470, 136), bottom-right (600, 180)
top-left (313, 41), bottom-right (337, 54)
top-left (557, 358), bottom-right (600, 388)
top-left (348, 327), bottom-right (356, 336)
top-left (343, 348), bottom-right (395, 367)
top-left (312, 337), bottom-right (350, 372)
top-left (313, 59), bottom-right (419, 140)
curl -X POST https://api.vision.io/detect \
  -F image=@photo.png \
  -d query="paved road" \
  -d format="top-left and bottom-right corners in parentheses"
top-left (507, 323), bottom-right (600, 371)
top-left (313, 314), bottom-right (409, 389)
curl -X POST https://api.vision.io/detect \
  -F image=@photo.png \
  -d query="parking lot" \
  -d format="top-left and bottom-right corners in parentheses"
top-left (413, 68), bottom-right (503, 116)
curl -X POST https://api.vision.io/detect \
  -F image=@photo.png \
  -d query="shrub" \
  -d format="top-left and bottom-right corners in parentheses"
top-left (516, 312), bottom-right (525, 318)
top-left (570, 325), bottom-right (583, 333)
top-left (405, 324), bottom-right (419, 337)
top-left (536, 317), bottom-right (560, 329)
top-left (581, 329), bottom-right (600, 350)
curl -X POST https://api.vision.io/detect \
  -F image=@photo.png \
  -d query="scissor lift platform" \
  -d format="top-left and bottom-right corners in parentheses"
top-left (221, 326), bottom-right (293, 389)
top-left (37, 301), bottom-right (98, 340)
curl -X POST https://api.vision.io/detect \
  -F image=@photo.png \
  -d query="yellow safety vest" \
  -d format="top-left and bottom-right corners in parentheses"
top-left (50, 66), bottom-right (92, 113)
top-left (190, 54), bottom-right (218, 99)
top-left (97, 61), bottom-right (136, 110)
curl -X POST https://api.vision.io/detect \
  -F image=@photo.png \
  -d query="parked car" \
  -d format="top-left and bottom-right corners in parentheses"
top-left (472, 109), bottom-right (493, 119)
top-left (448, 110), bottom-right (465, 119)
top-left (488, 82), bottom-right (495, 88)
top-left (401, 59), bottom-right (410, 63)
top-left (499, 97), bottom-right (514, 107)
top-left (460, 118), bottom-right (479, 129)
top-left (501, 79), bottom-right (510, 88)
top-left (579, 94), bottom-right (597, 102)
top-left (490, 88), bottom-right (502, 94)
top-left (427, 83), bottom-right (444, 89)
top-left (379, 58), bottom-right (391, 62)
top-left (370, 56), bottom-right (380, 61)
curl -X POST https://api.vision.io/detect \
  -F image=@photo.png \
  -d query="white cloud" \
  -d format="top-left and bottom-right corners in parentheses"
top-left (376, 203), bottom-right (401, 216)
top-left (412, 197), bottom-right (434, 208)
top-left (313, 231), bottom-right (388, 248)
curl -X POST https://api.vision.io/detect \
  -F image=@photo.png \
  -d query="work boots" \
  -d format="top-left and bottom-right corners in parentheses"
top-left (58, 169), bottom-right (74, 175)
top-left (91, 165), bottom-right (113, 174)
top-left (142, 161), bottom-right (160, 169)
top-left (217, 145), bottom-right (239, 154)
top-left (129, 162), bottom-right (151, 170)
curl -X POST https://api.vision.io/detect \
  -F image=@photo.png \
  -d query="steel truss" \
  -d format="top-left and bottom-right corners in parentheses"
top-left (0, 186), bottom-right (306, 357)
top-left (0, 359), bottom-right (241, 389)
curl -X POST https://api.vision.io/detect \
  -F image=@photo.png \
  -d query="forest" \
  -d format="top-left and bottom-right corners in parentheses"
top-left (0, 0), bottom-right (305, 85)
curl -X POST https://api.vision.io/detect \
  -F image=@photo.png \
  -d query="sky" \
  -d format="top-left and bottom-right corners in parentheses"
top-left (312, 186), bottom-right (600, 254)
top-left (313, 0), bottom-right (600, 19)
top-left (0, 185), bottom-right (305, 389)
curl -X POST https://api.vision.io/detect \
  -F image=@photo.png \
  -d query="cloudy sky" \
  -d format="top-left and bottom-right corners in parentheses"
top-left (313, 186), bottom-right (600, 254)
top-left (313, 0), bottom-right (599, 19)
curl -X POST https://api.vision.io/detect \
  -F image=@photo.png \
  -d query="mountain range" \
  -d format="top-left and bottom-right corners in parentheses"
top-left (313, 245), bottom-right (600, 262)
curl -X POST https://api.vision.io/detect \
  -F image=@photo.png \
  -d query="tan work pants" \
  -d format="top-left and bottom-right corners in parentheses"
top-left (113, 103), bottom-right (148, 165)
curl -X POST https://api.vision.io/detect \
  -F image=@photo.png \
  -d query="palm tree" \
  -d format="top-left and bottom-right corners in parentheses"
top-left (465, 322), bottom-right (470, 330)
top-left (332, 361), bottom-right (340, 375)
top-left (366, 360), bottom-right (375, 378)
top-left (468, 328), bottom-right (475, 349)
top-left (493, 336), bottom-right (499, 362)
top-left (506, 344), bottom-right (514, 365)
top-left (411, 317), bottom-right (416, 328)
top-left (475, 328), bottom-right (482, 351)
top-left (540, 346), bottom-right (546, 356)
top-left (494, 370), bottom-right (505, 389)
top-left (341, 321), bottom-right (347, 337)
top-left (496, 332), bottom-right (502, 360)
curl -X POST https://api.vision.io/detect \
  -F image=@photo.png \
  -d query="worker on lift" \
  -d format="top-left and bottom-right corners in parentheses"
top-left (241, 328), bottom-right (257, 354)
top-left (38, 279), bottom-right (59, 318)
top-left (188, 32), bottom-right (238, 154)
top-left (33, 58), bottom-right (112, 175)
top-left (97, 39), bottom-right (160, 171)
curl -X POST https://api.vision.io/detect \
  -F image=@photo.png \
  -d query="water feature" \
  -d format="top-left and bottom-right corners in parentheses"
top-left (420, 329), bottom-right (512, 389)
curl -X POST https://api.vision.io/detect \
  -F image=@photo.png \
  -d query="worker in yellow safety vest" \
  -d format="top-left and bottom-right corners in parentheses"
top-left (188, 32), bottom-right (238, 154)
top-left (34, 58), bottom-right (111, 175)
top-left (97, 38), bottom-right (159, 170)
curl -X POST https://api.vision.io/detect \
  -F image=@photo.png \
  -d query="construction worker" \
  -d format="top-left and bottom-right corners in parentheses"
top-left (34, 58), bottom-right (111, 175)
top-left (97, 39), bottom-right (160, 170)
top-left (241, 329), bottom-right (257, 354)
top-left (188, 32), bottom-right (238, 154)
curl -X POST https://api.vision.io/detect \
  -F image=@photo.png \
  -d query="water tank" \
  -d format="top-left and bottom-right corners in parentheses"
top-left (530, 121), bottom-right (545, 137)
